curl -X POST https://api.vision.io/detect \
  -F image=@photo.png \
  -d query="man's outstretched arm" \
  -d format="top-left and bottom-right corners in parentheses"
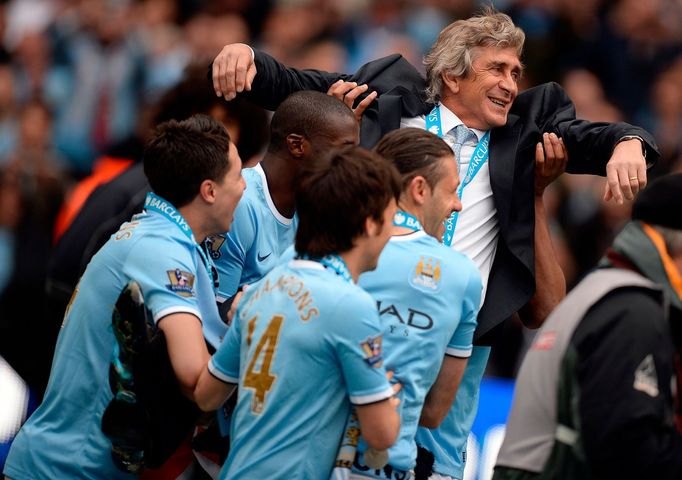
top-left (519, 82), bottom-right (658, 204)
top-left (211, 43), bottom-right (346, 109)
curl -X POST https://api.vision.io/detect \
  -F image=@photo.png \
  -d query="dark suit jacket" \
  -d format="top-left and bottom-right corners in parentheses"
top-left (241, 50), bottom-right (660, 343)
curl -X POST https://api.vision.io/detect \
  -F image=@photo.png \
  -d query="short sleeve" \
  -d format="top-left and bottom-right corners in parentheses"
top-left (212, 201), bottom-right (256, 301)
top-left (332, 291), bottom-right (394, 405)
top-left (446, 264), bottom-right (482, 358)
top-left (208, 318), bottom-right (241, 384)
top-left (123, 236), bottom-right (202, 324)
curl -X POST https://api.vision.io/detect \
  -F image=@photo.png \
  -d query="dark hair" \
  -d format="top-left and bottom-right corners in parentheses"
top-left (143, 114), bottom-right (231, 208)
top-left (374, 128), bottom-right (453, 190)
top-left (268, 91), bottom-right (355, 153)
top-left (154, 63), bottom-right (268, 161)
top-left (295, 146), bottom-right (401, 257)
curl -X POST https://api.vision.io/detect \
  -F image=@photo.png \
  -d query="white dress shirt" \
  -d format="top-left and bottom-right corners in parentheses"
top-left (401, 106), bottom-right (499, 302)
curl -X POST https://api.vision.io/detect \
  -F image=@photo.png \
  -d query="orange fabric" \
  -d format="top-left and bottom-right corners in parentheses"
top-left (641, 223), bottom-right (682, 301)
top-left (53, 156), bottom-right (134, 243)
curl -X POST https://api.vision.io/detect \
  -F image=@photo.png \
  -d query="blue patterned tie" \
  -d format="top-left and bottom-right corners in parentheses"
top-left (448, 124), bottom-right (478, 163)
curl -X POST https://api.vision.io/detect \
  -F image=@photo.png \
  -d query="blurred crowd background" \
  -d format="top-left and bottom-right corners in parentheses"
top-left (1, 0), bottom-right (682, 393)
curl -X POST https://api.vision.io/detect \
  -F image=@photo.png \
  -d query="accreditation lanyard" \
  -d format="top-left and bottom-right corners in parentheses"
top-left (298, 253), bottom-right (353, 284)
top-left (144, 192), bottom-right (219, 291)
top-left (424, 105), bottom-right (490, 247)
top-left (393, 210), bottom-right (422, 232)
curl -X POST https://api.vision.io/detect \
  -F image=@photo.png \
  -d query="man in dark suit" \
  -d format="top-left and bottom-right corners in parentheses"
top-left (210, 8), bottom-right (657, 480)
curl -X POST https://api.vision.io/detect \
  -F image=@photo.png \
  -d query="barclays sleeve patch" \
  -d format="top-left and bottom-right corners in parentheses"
top-left (166, 269), bottom-right (196, 297)
top-left (360, 335), bottom-right (384, 368)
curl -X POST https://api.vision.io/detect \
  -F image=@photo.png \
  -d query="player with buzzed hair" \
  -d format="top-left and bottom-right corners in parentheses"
top-left (207, 90), bottom-right (358, 330)
top-left (193, 146), bottom-right (402, 479)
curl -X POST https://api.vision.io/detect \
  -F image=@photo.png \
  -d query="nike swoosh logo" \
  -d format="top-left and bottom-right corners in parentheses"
top-left (257, 252), bottom-right (272, 262)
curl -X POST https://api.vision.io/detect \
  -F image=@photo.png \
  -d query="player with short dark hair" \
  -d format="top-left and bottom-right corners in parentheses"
top-left (193, 145), bottom-right (402, 479)
top-left (207, 91), bottom-right (358, 325)
top-left (267, 90), bottom-right (358, 155)
top-left (144, 115), bottom-right (232, 208)
top-left (295, 146), bottom-right (399, 256)
top-left (3, 115), bottom-right (245, 480)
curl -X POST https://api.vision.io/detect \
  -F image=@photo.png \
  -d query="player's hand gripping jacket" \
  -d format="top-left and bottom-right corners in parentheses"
top-left (101, 281), bottom-right (201, 473)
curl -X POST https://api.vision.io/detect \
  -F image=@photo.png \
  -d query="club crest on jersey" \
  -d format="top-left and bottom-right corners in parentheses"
top-left (205, 235), bottom-right (226, 260)
top-left (166, 269), bottom-right (195, 297)
top-left (360, 335), bottom-right (383, 368)
top-left (410, 256), bottom-right (442, 292)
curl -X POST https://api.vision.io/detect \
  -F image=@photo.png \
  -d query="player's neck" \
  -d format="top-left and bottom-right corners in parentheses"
top-left (177, 204), bottom-right (207, 244)
top-left (338, 249), bottom-right (365, 283)
top-left (260, 156), bottom-right (296, 218)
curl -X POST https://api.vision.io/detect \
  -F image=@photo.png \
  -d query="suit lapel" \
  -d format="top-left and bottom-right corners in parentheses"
top-left (489, 114), bottom-right (520, 233)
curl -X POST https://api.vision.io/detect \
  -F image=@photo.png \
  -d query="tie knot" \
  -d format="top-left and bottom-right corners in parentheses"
top-left (450, 124), bottom-right (477, 145)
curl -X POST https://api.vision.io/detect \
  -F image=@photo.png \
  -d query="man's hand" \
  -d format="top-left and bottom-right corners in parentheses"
top-left (535, 132), bottom-right (568, 196)
top-left (326, 80), bottom-right (378, 125)
top-left (603, 139), bottom-right (647, 204)
top-left (212, 43), bottom-right (257, 100)
top-left (386, 370), bottom-right (402, 408)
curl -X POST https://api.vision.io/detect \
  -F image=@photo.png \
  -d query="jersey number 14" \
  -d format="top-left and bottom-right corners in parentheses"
top-left (244, 314), bottom-right (285, 414)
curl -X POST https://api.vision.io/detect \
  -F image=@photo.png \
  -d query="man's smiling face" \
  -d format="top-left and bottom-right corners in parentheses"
top-left (444, 46), bottom-right (522, 130)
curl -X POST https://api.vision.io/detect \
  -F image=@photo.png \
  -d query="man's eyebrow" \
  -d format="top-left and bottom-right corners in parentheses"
top-left (489, 60), bottom-right (525, 76)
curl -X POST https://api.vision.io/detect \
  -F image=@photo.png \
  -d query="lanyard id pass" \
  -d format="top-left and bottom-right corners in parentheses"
top-left (424, 105), bottom-right (490, 247)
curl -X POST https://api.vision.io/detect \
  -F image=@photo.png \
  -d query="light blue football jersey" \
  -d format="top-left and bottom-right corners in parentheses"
top-left (3, 193), bottom-right (221, 480)
top-left (415, 345), bottom-right (491, 479)
top-left (208, 163), bottom-right (298, 303)
top-left (352, 231), bottom-right (482, 474)
top-left (209, 259), bottom-right (394, 479)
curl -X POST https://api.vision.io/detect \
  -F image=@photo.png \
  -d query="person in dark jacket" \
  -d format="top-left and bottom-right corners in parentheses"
top-left (495, 173), bottom-right (682, 480)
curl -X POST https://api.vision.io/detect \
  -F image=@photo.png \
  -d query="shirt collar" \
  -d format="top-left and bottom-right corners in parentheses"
top-left (438, 104), bottom-right (487, 141)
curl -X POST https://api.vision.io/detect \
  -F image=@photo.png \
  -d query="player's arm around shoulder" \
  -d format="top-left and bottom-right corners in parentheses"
top-left (335, 289), bottom-right (401, 450)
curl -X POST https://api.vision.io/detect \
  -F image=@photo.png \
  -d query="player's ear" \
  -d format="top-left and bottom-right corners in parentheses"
top-left (364, 215), bottom-right (380, 238)
top-left (408, 175), bottom-right (429, 206)
top-left (199, 179), bottom-right (217, 204)
top-left (286, 134), bottom-right (306, 158)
